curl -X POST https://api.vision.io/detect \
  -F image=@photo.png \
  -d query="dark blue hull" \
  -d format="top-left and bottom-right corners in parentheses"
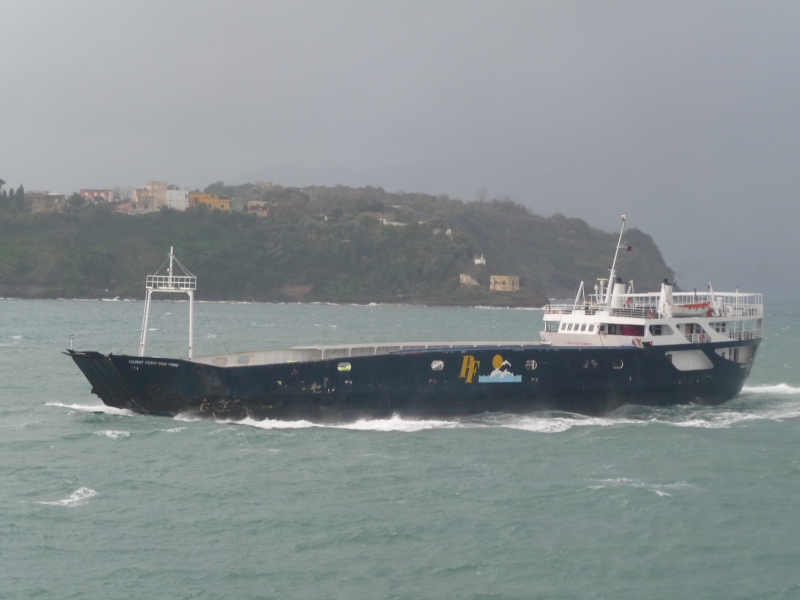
top-left (68, 341), bottom-right (759, 422)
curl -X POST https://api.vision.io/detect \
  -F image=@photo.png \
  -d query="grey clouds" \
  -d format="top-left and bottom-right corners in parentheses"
top-left (2, 1), bottom-right (799, 300)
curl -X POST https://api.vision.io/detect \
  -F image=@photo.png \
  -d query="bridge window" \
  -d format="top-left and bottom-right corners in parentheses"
top-left (588, 324), bottom-right (595, 332)
top-left (649, 324), bottom-right (673, 336)
top-left (619, 324), bottom-right (645, 336)
top-left (580, 324), bottom-right (587, 332)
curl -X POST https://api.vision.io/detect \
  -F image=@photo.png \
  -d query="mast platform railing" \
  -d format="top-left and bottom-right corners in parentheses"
top-left (146, 275), bottom-right (196, 291)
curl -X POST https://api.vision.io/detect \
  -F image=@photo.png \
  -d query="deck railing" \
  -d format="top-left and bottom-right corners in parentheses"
top-left (728, 329), bottom-right (763, 340)
top-left (545, 291), bottom-right (763, 319)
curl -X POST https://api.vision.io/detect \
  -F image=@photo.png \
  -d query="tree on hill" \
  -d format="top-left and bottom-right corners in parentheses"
top-left (67, 193), bottom-right (86, 210)
top-left (14, 185), bottom-right (24, 212)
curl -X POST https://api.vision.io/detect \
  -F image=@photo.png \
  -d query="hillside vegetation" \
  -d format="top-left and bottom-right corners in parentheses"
top-left (0, 184), bottom-right (674, 305)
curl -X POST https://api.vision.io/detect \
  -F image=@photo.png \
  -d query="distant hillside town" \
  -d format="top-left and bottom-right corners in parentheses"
top-left (0, 179), bottom-right (280, 216)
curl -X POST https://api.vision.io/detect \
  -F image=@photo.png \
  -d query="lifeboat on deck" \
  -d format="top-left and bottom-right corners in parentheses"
top-left (671, 301), bottom-right (712, 317)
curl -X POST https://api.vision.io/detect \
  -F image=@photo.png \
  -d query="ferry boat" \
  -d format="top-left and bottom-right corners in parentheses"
top-left (68, 216), bottom-right (763, 422)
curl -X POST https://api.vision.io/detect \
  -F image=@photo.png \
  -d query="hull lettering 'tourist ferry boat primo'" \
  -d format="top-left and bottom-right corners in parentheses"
top-left (68, 215), bottom-right (763, 422)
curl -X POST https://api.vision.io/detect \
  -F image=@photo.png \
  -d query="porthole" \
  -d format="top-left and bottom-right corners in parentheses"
top-left (237, 355), bottom-right (251, 365)
top-left (612, 359), bottom-right (624, 370)
top-left (525, 359), bottom-right (538, 371)
top-left (337, 362), bottom-right (352, 372)
top-left (431, 360), bottom-right (444, 371)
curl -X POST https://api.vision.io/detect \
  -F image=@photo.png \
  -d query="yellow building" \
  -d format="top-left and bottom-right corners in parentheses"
top-left (189, 193), bottom-right (230, 211)
top-left (490, 276), bottom-right (520, 292)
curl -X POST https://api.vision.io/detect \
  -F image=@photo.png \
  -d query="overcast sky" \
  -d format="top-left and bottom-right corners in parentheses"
top-left (2, 1), bottom-right (798, 301)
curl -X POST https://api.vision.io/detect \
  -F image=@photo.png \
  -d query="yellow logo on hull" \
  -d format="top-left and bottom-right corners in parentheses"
top-left (459, 355), bottom-right (480, 383)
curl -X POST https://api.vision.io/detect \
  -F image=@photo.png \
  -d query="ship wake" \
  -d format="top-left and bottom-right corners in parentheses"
top-left (52, 385), bottom-right (800, 433)
top-left (204, 390), bottom-right (800, 433)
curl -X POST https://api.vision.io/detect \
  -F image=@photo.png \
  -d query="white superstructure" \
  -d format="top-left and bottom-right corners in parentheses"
top-left (539, 215), bottom-right (762, 365)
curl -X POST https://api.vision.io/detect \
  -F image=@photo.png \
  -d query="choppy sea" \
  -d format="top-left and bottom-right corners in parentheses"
top-left (1, 299), bottom-right (798, 599)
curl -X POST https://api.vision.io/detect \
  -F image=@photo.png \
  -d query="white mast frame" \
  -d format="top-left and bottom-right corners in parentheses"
top-left (606, 214), bottom-right (627, 305)
top-left (138, 246), bottom-right (197, 360)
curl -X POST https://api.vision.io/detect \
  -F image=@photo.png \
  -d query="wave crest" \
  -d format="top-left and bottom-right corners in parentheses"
top-left (94, 430), bottom-right (130, 439)
top-left (46, 403), bottom-right (135, 417)
top-left (39, 487), bottom-right (98, 507)
top-left (742, 383), bottom-right (800, 395)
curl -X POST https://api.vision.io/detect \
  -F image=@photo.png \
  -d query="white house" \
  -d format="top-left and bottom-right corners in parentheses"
top-left (166, 189), bottom-right (189, 211)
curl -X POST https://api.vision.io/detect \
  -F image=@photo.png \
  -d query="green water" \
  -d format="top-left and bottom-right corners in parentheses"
top-left (1, 300), bottom-right (798, 599)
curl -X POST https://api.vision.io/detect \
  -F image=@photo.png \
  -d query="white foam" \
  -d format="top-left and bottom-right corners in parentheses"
top-left (333, 415), bottom-right (458, 432)
top-left (39, 487), bottom-right (98, 507)
top-left (46, 402), bottom-right (136, 417)
top-left (222, 416), bottom-right (319, 430)
top-left (173, 413), bottom-right (204, 423)
top-left (494, 414), bottom-right (639, 433)
top-left (94, 430), bottom-right (130, 440)
top-left (196, 407), bottom-right (784, 434)
top-left (160, 427), bottom-right (186, 433)
top-left (588, 478), bottom-right (691, 496)
top-left (211, 413), bottom-right (457, 432)
top-left (210, 412), bottom-right (641, 433)
top-left (742, 383), bottom-right (800, 395)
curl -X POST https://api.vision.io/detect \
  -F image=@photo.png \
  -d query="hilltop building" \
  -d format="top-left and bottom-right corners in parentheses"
top-left (459, 274), bottom-right (481, 286)
top-left (166, 189), bottom-right (189, 211)
top-left (230, 198), bottom-right (247, 212)
top-left (474, 254), bottom-right (486, 265)
top-left (80, 189), bottom-right (112, 203)
top-left (189, 193), bottom-right (230, 211)
top-left (490, 276), bottom-right (520, 292)
top-left (132, 181), bottom-right (168, 213)
top-left (246, 201), bottom-right (273, 217)
top-left (116, 201), bottom-right (133, 215)
top-left (28, 191), bottom-right (66, 213)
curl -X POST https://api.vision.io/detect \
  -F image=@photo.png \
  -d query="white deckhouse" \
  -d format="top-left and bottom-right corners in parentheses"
top-left (540, 215), bottom-right (762, 369)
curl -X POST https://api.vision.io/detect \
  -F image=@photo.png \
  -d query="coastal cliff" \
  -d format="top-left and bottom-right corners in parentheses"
top-left (0, 184), bottom-right (673, 305)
